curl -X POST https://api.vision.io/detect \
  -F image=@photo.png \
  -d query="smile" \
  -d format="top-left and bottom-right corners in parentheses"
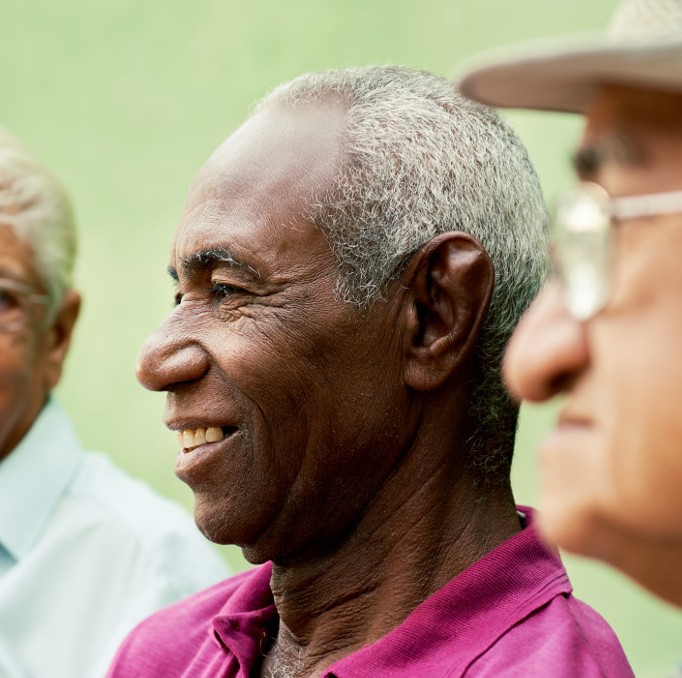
top-left (176, 426), bottom-right (226, 452)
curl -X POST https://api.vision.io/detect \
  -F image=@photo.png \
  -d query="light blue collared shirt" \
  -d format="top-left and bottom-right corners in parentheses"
top-left (0, 399), bottom-right (231, 678)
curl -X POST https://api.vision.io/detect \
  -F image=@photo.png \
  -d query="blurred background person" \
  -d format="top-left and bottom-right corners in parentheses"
top-left (458, 0), bottom-right (682, 608)
top-left (0, 131), bottom-right (231, 678)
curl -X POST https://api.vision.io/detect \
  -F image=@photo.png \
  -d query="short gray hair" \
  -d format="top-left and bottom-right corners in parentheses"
top-left (0, 130), bottom-right (76, 312)
top-left (258, 66), bottom-right (548, 482)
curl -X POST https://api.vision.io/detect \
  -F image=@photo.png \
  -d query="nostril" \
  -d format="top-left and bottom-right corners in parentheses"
top-left (547, 372), bottom-right (579, 399)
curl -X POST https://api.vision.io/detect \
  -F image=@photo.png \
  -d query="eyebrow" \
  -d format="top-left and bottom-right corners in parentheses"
top-left (167, 247), bottom-right (261, 282)
top-left (571, 134), bottom-right (645, 181)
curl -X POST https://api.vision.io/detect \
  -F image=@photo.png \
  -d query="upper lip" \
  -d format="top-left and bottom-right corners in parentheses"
top-left (556, 406), bottom-right (592, 428)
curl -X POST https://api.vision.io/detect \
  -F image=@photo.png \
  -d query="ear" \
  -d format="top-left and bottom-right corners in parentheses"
top-left (42, 289), bottom-right (81, 391)
top-left (401, 232), bottom-right (493, 391)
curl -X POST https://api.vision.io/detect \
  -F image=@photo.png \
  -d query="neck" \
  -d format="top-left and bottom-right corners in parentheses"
top-left (259, 443), bottom-right (520, 677)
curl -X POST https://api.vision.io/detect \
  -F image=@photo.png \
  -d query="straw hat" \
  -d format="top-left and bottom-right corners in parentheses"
top-left (456, 0), bottom-right (682, 113)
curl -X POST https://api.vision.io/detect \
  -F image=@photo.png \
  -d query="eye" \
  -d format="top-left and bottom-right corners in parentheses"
top-left (173, 289), bottom-right (183, 307)
top-left (0, 287), bottom-right (21, 312)
top-left (211, 282), bottom-right (242, 299)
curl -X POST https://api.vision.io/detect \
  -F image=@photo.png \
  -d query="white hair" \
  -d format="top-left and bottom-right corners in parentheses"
top-left (258, 66), bottom-right (549, 482)
top-left (0, 130), bottom-right (76, 313)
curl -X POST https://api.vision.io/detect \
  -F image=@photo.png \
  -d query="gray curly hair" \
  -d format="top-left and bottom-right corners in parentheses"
top-left (0, 130), bottom-right (76, 314)
top-left (257, 66), bottom-right (549, 482)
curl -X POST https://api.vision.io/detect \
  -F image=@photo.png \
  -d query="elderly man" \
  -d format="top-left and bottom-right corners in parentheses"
top-left (458, 0), bottom-right (682, 607)
top-left (0, 132), bottom-right (230, 678)
top-left (108, 66), bottom-right (632, 677)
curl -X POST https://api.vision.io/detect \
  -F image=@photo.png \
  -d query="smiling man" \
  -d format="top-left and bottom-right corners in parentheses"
top-left (108, 66), bottom-right (632, 677)
top-left (457, 0), bottom-right (682, 607)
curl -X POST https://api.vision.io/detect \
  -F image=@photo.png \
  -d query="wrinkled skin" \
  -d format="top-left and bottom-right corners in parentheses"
top-left (136, 99), bottom-right (518, 676)
top-left (137, 101), bottom-right (420, 563)
top-left (0, 224), bottom-right (79, 462)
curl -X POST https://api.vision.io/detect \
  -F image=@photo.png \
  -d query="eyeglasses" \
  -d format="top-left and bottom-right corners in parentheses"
top-left (551, 182), bottom-right (682, 320)
top-left (0, 278), bottom-right (48, 333)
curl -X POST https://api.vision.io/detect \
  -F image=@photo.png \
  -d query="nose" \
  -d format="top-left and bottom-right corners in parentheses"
top-left (503, 280), bottom-right (590, 403)
top-left (136, 313), bottom-right (210, 392)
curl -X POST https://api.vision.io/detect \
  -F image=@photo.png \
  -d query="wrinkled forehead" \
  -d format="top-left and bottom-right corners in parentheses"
top-left (170, 101), bottom-right (347, 270)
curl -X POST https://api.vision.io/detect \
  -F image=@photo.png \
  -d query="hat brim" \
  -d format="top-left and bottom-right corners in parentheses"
top-left (456, 34), bottom-right (682, 113)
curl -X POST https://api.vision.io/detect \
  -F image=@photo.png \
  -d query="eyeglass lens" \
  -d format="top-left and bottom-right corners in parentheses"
top-left (551, 185), bottom-right (612, 321)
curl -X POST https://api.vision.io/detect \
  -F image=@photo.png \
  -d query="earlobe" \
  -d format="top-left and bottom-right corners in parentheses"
top-left (44, 289), bottom-right (81, 391)
top-left (402, 232), bottom-right (493, 391)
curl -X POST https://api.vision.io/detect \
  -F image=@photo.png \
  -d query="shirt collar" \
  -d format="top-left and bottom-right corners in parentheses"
top-left (328, 506), bottom-right (571, 677)
top-left (0, 399), bottom-right (82, 560)
top-left (211, 509), bottom-right (572, 677)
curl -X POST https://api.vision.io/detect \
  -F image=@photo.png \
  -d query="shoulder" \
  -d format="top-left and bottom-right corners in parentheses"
top-left (132, 568), bottom-right (255, 631)
top-left (106, 565), bottom-right (270, 677)
top-left (61, 452), bottom-right (230, 594)
top-left (464, 593), bottom-right (634, 677)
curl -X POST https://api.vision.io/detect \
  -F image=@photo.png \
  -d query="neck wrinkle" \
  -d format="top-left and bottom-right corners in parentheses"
top-left (265, 450), bottom-right (520, 677)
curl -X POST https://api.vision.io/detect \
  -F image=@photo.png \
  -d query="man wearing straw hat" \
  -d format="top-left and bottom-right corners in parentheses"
top-left (458, 0), bottom-right (682, 607)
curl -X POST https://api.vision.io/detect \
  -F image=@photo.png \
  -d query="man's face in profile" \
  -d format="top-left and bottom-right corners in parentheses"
top-left (136, 101), bottom-right (413, 565)
top-left (504, 85), bottom-right (682, 559)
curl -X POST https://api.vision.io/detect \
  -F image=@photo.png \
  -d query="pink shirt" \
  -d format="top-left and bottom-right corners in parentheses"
top-left (107, 508), bottom-right (633, 677)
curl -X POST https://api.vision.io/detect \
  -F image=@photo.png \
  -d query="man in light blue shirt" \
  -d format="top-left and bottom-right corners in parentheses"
top-left (0, 130), bottom-right (231, 677)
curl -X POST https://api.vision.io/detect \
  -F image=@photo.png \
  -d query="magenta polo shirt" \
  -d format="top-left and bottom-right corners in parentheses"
top-left (106, 508), bottom-right (633, 677)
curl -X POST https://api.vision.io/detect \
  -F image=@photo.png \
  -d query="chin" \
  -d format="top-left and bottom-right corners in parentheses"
top-left (192, 496), bottom-right (277, 564)
top-left (536, 496), bottom-right (604, 557)
top-left (193, 499), bottom-right (246, 546)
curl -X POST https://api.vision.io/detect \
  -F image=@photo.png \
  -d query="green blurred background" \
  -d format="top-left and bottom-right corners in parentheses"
top-left (2, 0), bottom-right (680, 674)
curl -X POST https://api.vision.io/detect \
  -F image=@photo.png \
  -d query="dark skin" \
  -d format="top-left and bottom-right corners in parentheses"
top-left (258, 235), bottom-right (520, 677)
top-left (136, 99), bottom-right (521, 677)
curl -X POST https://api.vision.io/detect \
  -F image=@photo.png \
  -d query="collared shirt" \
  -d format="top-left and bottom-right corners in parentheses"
top-left (107, 508), bottom-right (634, 677)
top-left (0, 399), bottom-right (232, 678)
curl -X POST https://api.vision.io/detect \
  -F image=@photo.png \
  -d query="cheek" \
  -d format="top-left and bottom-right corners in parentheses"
top-left (590, 291), bottom-right (682, 539)
top-left (0, 335), bottom-right (47, 457)
top-left (604, 335), bottom-right (682, 537)
top-left (575, 227), bottom-right (682, 537)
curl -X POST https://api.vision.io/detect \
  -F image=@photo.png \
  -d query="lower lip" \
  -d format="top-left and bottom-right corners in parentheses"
top-left (174, 430), bottom-right (239, 483)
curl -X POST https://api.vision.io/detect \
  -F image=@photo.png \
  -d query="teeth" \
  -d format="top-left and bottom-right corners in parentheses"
top-left (177, 426), bottom-right (225, 451)
top-left (206, 427), bottom-right (223, 443)
top-left (182, 430), bottom-right (195, 449)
